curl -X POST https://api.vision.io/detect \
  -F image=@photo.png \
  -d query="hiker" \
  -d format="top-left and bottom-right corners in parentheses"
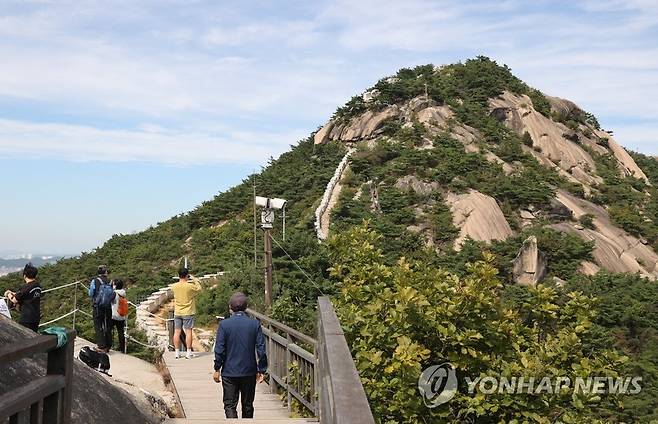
top-left (88, 265), bottom-right (115, 352)
top-left (110, 279), bottom-right (128, 353)
top-left (3, 263), bottom-right (42, 331)
top-left (213, 292), bottom-right (267, 419)
top-left (171, 267), bottom-right (202, 359)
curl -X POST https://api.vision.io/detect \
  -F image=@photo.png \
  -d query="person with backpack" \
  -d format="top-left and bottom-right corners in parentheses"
top-left (110, 279), bottom-right (128, 353)
top-left (3, 263), bottom-right (42, 331)
top-left (88, 265), bottom-right (115, 352)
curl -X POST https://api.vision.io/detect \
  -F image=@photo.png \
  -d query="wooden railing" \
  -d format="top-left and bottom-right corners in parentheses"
top-left (247, 297), bottom-right (374, 424)
top-left (317, 297), bottom-right (374, 424)
top-left (0, 329), bottom-right (76, 424)
top-left (246, 308), bottom-right (318, 415)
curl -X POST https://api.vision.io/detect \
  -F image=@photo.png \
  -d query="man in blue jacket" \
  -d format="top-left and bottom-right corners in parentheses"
top-left (213, 292), bottom-right (267, 419)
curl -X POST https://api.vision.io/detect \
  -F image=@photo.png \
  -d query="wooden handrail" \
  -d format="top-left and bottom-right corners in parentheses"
top-left (0, 329), bottom-right (76, 424)
top-left (317, 297), bottom-right (374, 424)
top-left (250, 310), bottom-right (318, 416)
top-left (248, 299), bottom-right (375, 423)
top-left (246, 308), bottom-right (317, 347)
top-left (0, 334), bottom-right (59, 364)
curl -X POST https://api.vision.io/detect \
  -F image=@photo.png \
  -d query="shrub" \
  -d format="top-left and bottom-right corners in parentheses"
top-left (579, 213), bottom-right (596, 229)
top-left (329, 224), bottom-right (625, 423)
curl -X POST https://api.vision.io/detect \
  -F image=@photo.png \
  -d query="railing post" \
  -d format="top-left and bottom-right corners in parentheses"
top-left (168, 309), bottom-right (174, 350)
top-left (267, 323), bottom-right (275, 394)
top-left (43, 330), bottom-right (75, 424)
top-left (72, 283), bottom-right (77, 331)
top-left (285, 333), bottom-right (291, 413)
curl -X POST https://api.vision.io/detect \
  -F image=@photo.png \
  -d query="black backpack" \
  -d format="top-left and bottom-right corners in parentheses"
top-left (79, 346), bottom-right (111, 375)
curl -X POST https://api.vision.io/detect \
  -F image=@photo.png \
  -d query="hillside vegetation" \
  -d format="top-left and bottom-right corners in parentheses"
top-left (2, 57), bottom-right (657, 422)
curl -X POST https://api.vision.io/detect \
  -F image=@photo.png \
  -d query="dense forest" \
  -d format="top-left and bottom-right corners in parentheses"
top-left (2, 57), bottom-right (657, 422)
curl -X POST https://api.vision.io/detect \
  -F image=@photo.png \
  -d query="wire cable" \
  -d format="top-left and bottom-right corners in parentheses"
top-left (39, 309), bottom-right (79, 327)
top-left (42, 280), bottom-right (82, 293)
top-left (269, 234), bottom-right (325, 296)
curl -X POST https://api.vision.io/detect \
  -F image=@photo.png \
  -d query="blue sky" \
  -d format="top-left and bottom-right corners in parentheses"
top-left (0, 0), bottom-right (657, 254)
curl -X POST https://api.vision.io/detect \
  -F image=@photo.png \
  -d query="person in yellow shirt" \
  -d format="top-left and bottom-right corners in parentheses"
top-left (171, 268), bottom-right (202, 359)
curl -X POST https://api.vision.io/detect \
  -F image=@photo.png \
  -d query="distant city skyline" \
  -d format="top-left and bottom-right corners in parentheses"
top-left (1, 0), bottom-right (657, 254)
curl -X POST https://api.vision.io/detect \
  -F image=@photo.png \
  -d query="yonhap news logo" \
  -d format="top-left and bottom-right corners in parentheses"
top-left (418, 363), bottom-right (643, 408)
top-left (417, 363), bottom-right (458, 407)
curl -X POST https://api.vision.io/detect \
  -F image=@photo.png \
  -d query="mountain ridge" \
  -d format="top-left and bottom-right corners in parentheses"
top-left (1, 56), bottom-right (658, 421)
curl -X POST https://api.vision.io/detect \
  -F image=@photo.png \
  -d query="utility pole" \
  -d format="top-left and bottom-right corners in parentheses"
top-left (255, 196), bottom-right (286, 312)
top-left (254, 196), bottom-right (286, 313)
top-left (253, 174), bottom-right (257, 269)
top-left (263, 227), bottom-right (273, 311)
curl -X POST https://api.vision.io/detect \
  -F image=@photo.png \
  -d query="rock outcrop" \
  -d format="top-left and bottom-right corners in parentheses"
top-left (74, 337), bottom-right (177, 421)
top-left (314, 106), bottom-right (399, 144)
top-left (546, 95), bottom-right (649, 184)
top-left (490, 92), bottom-right (602, 188)
top-left (394, 175), bottom-right (439, 197)
top-left (594, 129), bottom-right (650, 183)
top-left (0, 319), bottom-right (161, 424)
top-left (552, 190), bottom-right (658, 279)
top-left (445, 190), bottom-right (514, 250)
top-left (512, 236), bottom-right (547, 286)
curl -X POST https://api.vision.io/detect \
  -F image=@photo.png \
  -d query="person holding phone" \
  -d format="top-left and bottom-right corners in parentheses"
top-left (171, 267), bottom-right (202, 359)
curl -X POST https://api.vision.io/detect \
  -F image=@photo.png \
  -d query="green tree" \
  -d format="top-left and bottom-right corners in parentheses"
top-left (328, 224), bottom-right (625, 423)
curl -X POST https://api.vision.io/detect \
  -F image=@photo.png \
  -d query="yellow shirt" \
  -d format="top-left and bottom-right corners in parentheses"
top-left (171, 279), bottom-right (202, 316)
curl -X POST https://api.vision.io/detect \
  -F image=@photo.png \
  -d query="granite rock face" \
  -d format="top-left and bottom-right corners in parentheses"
top-left (552, 190), bottom-right (658, 279)
top-left (490, 92), bottom-right (602, 188)
top-left (512, 236), bottom-right (547, 286)
top-left (0, 319), bottom-right (162, 424)
top-left (445, 190), bottom-right (514, 250)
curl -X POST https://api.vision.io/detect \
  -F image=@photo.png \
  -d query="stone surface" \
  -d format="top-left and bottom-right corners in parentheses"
top-left (546, 95), bottom-right (649, 184)
top-left (415, 105), bottom-right (453, 126)
top-left (313, 121), bottom-right (334, 145)
top-left (594, 129), bottom-right (649, 183)
top-left (579, 261), bottom-right (601, 276)
top-left (394, 175), bottom-right (439, 196)
top-left (332, 106), bottom-right (399, 141)
top-left (490, 92), bottom-right (602, 188)
top-left (445, 190), bottom-right (514, 250)
top-left (512, 236), bottom-right (547, 286)
top-left (552, 190), bottom-right (658, 279)
top-left (0, 319), bottom-right (161, 424)
top-left (74, 337), bottom-right (177, 420)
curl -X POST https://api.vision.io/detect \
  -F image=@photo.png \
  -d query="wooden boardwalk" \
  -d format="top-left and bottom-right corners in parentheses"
top-left (163, 351), bottom-right (317, 423)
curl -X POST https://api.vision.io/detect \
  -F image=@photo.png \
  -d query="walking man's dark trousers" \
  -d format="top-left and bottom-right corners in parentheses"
top-left (214, 311), bottom-right (268, 418)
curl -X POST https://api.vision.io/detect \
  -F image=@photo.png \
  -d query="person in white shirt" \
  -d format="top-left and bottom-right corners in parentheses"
top-left (110, 279), bottom-right (127, 353)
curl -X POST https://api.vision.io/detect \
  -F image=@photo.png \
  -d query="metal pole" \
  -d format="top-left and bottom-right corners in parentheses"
top-left (264, 228), bottom-right (273, 311)
top-left (72, 282), bottom-right (77, 330)
top-left (253, 178), bottom-right (258, 268)
top-left (124, 309), bottom-right (129, 354)
top-left (282, 206), bottom-right (286, 242)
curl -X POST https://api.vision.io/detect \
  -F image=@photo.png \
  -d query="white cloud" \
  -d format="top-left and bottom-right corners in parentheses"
top-left (0, 119), bottom-right (307, 164)
top-left (0, 0), bottom-right (656, 162)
